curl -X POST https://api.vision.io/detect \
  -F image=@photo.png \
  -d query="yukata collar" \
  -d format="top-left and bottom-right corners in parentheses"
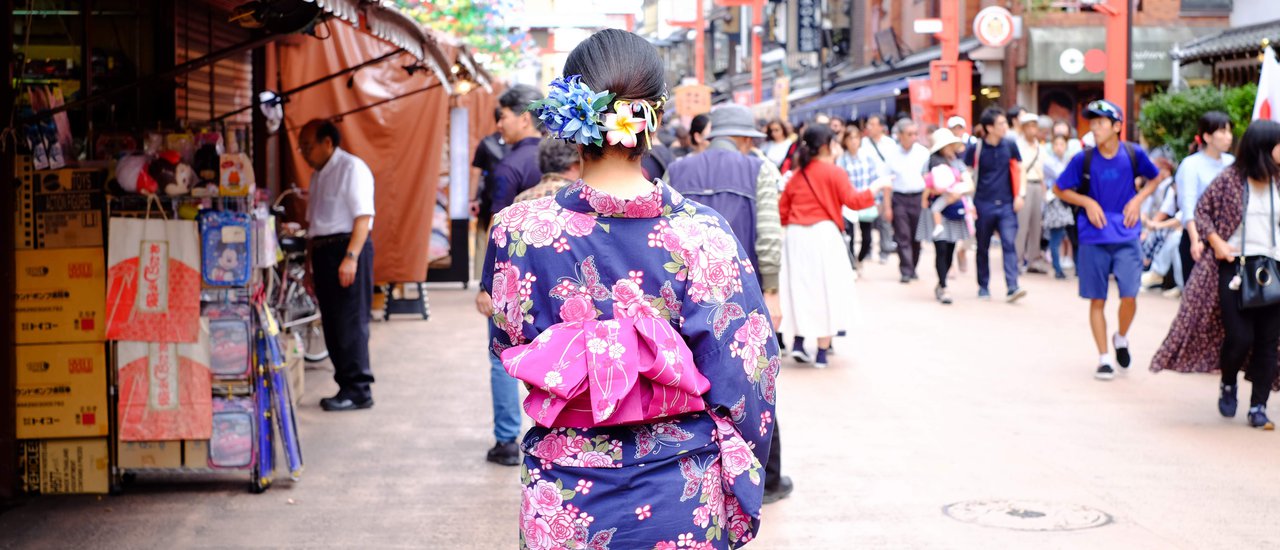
top-left (556, 178), bottom-right (685, 219)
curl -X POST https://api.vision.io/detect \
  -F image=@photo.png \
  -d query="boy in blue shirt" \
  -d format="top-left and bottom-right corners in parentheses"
top-left (1054, 100), bottom-right (1161, 380)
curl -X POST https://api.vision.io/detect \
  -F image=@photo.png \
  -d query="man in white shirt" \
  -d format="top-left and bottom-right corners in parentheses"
top-left (860, 114), bottom-right (899, 262)
top-left (1015, 111), bottom-right (1051, 273)
top-left (301, 119), bottom-right (376, 411)
top-left (883, 119), bottom-right (931, 283)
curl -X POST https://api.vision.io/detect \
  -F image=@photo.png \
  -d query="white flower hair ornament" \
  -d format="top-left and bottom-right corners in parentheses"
top-left (528, 75), bottom-right (665, 149)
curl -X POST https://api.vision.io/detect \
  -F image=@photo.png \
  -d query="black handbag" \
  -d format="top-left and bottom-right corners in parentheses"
top-left (1236, 179), bottom-right (1280, 310)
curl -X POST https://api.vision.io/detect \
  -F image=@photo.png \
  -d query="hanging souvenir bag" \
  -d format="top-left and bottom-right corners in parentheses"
top-left (204, 302), bottom-right (253, 379)
top-left (116, 335), bottom-right (213, 441)
top-left (209, 396), bottom-right (256, 469)
top-left (199, 210), bottom-right (253, 286)
top-left (106, 196), bottom-right (202, 342)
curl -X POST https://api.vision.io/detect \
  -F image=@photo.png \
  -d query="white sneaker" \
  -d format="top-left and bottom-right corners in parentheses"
top-left (931, 224), bottom-right (945, 239)
top-left (1141, 271), bottom-right (1164, 288)
top-left (1061, 257), bottom-right (1075, 270)
top-left (1162, 287), bottom-right (1182, 298)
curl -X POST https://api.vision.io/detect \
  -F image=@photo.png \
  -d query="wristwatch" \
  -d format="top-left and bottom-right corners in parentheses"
top-left (345, 251), bottom-right (357, 260)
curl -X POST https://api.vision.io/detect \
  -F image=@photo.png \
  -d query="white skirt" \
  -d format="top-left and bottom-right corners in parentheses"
top-left (779, 221), bottom-right (858, 339)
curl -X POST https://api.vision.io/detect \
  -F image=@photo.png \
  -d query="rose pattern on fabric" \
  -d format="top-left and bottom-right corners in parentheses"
top-left (526, 429), bottom-right (624, 470)
top-left (520, 466), bottom-right (619, 550)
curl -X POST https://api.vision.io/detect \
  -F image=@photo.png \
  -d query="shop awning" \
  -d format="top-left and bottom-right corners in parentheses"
top-left (790, 78), bottom-right (910, 122)
top-left (1025, 26), bottom-right (1214, 82)
top-left (1171, 19), bottom-right (1280, 64)
top-left (301, 0), bottom-right (453, 93)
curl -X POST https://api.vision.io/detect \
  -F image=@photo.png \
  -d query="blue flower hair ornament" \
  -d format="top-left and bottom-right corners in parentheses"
top-left (528, 75), bottom-right (663, 149)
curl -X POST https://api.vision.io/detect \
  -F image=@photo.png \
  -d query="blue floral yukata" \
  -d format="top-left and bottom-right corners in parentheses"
top-left (484, 179), bottom-right (780, 549)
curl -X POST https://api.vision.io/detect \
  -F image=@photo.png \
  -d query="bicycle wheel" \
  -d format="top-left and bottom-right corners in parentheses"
top-left (302, 321), bottom-right (329, 363)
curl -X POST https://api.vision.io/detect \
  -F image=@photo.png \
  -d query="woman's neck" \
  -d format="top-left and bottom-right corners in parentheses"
top-left (580, 154), bottom-right (655, 200)
top-left (1202, 146), bottom-right (1221, 160)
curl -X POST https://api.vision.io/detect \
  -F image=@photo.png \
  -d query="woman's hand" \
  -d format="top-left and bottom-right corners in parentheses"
top-left (1191, 239), bottom-right (1206, 261)
top-left (1213, 241), bottom-right (1239, 262)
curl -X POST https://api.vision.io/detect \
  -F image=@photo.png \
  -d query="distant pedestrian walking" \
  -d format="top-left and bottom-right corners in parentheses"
top-left (964, 107), bottom-right (1028, 302)
top-left (779, 125), bottom-right (889, 367)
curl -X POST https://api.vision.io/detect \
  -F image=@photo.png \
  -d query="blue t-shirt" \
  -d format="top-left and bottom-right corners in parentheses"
top-left (963, 138), bottom-right (1022, 206)
top-left (1055, 143), bottom-right (1161, 244)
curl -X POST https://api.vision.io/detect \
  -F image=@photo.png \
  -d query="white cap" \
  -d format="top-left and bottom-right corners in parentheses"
top-left (947, 116), bottom-right (967, 129)
top-left (1017, 111), bottom-right (1040, 125)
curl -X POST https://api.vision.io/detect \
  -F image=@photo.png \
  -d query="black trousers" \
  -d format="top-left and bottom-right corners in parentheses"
top-left (844, 220), bottom-right (859, 269)
top-left (1218, 261), bottom-right (1280, 407)
top-left (1179, 228), bottom-right (1195, 287)
top-left (764, 421), bottom-right (783, 490)
top-left (892, 192), bottom-right (924, 277)
top-left (313, 236), bottom-right (375, 400)
top-left (935, 240), bottom-right (957, 288)
top-left (857, 221), bottom-right (874, 262)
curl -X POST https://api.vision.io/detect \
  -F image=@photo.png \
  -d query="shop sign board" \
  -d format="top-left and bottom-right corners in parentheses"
top-left (795, 0), bottom-right (821, 53)
top-left (973, 6), bottom-right (1016, 48)
top-left (15, 343), bottom-right (109, 439)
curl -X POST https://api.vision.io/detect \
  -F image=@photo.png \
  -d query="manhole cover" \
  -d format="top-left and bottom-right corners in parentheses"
top-left (943, 500), bottom-right (1112, 531)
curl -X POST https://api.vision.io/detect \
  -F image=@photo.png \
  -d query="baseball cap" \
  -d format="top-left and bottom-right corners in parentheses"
top-left (947, 116), bottom-right (967, 129)
top-left (1083, 99), bottom-right (1123, 122)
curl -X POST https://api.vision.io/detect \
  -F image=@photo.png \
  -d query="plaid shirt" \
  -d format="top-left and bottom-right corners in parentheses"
top-left (836, 150), bottom-right (883, 192)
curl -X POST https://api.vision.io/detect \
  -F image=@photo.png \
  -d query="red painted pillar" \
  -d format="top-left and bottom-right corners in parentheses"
top-left (1098, 0), bottom-right (1131, 137)
top-left (752, 0), bottom-right (763, 104)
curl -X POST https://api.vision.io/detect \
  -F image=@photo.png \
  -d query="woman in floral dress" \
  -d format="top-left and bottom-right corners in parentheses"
top-left (482, 29), bottom-right (778, 549)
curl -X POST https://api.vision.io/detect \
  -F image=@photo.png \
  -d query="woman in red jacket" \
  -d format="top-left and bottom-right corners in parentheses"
top-left (779, 124), bottom-right (889, 367)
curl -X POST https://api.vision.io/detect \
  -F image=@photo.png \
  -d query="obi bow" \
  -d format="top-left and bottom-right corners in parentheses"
top-left (501, 316), bottom-right (710, 428)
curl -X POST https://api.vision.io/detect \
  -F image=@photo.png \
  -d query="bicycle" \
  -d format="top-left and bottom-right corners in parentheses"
top-left (269, 186), bottom-right (329, 363)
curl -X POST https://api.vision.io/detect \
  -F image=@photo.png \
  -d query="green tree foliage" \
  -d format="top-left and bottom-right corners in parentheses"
top-left (1138, 83), bottom-right (1257, 163)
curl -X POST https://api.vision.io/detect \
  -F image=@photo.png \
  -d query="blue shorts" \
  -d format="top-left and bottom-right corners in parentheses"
top-left (1078, 241), bottom-right (1143, 300)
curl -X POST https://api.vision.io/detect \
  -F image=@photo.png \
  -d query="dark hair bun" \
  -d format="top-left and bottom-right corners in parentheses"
top-left (563, 29), bottom-right (667, 160)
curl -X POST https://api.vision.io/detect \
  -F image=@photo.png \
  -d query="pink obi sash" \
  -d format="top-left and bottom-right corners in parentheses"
top-left (501, 317), bottom-right (711, 428)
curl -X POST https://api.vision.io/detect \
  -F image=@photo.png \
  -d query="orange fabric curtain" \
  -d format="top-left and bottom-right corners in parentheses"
top-left (278, 24), bottom-right (448, 282)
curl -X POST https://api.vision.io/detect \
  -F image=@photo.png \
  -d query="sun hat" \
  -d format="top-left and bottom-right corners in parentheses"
top-left (929, 128), bottom-right (964, 155)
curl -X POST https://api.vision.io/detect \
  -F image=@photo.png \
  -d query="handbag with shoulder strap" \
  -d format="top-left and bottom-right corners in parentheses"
top-left (1236, 179), bottom-right (1280, 309)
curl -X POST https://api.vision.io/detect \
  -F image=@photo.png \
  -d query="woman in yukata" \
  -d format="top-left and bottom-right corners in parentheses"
top-left (482, 29), bottom-right (780, 549)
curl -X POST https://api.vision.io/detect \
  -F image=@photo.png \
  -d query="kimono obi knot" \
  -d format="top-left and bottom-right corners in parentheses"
top-left (501, 316), bottom-right (711, 428)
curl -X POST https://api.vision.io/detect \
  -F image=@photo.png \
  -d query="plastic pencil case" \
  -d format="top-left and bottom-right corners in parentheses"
top-left (209, 396), bottom-right (256, 469)
top-left (204, 302), bottom-right (253, 379)
top-left (199, 210), bottom-right (253, 286)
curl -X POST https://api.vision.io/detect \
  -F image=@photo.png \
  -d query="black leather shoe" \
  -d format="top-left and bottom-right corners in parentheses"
top-left (762, 475), bottom-right (794, 504)
top-left (320, 395), bottom-right (374, 411)
top-left (487, 441), bottom-right (520, 466)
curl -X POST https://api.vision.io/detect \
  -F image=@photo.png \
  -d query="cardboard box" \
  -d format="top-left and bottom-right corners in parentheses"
top-left (16, 343), bottom-right (109, 439)
top-left (118, 441), bottom-right (183, 469)
top-left (183, 440), bottom-right (210, 469)
top-left (16, 164), bottom-right (106, 249)
top-left (15, 247), bottom-right (106, 344)
top-left (19, 438), bottom-right (111, 494)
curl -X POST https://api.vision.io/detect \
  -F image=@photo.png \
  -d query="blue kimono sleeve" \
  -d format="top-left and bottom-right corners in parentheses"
top-left (675, 210), bottom-right (780, 471)
top-left (484, 210), bottom-right (528, 359)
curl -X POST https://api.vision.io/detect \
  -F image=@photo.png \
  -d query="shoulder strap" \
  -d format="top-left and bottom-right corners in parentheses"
top-left (1081, 148), bottom-right (1094, 198)
top-left (972, 140), bottom-right (982, 172)
top-left (1124, 141), bottom-right (1144, 190)
top-left (868, 138), bottom-right (886, 162)
top-left (799, 169), bottom-right (842, 225)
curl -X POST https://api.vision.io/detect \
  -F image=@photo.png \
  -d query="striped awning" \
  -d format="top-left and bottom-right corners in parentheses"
top-left (301, 0), bottom-right (453, 93)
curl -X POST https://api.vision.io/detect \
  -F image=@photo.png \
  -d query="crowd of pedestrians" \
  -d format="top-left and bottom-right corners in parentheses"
top-left (467, 30), bottom-right (1279, 544)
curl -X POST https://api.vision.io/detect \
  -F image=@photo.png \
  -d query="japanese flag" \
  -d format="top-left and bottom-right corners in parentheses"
top-left (1254, 46), bottom-right (1280, 122)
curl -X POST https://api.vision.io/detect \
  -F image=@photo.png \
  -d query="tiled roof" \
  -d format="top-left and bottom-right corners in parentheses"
top-left (1171, 19), bottom-right (1280, 62)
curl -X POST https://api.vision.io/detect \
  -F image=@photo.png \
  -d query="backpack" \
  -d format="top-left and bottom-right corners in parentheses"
top-left (1071, 142), bottom-right (1141, 216)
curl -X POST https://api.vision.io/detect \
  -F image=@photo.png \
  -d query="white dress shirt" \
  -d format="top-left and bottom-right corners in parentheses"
top-left (885, 142), bottom-right (930, 194)
top-left (307, 147), bottom-right (376, 237)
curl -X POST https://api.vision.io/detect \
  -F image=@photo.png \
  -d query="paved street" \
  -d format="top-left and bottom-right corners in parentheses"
top-left (3, 250), bottom-right (1279, 549)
